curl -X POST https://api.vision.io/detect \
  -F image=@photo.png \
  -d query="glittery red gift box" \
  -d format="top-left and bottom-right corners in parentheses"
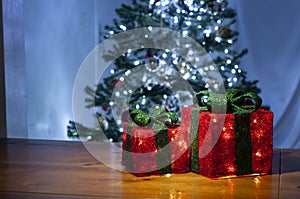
top-left (122, 123), bottom-right (190, 176)
top-left (182, 107), bottom-right (273, 178)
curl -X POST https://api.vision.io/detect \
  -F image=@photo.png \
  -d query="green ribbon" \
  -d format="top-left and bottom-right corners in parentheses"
top-left (194, 89), bottom-right (262, 114)
top-left (129, 108), bottom-right (179, 131)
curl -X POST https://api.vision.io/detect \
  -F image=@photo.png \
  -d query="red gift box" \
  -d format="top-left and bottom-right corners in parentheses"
top-left (183, 106), bottom-right (273, 178)
top-left (122, 122), bottom-right (190, 176)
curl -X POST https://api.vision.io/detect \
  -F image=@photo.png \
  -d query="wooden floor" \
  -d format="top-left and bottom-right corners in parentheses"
top-left (0, 139), bottom-right (299, 199)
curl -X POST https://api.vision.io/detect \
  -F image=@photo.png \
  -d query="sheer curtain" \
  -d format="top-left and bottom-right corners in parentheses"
top-left (231, 0), bottom-right (300, 148)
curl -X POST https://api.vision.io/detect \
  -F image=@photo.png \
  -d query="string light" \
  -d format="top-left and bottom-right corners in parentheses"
top-left (120, 25), bottom-right (127, 31)
top-left (110, 69), bottom-right (115, 74)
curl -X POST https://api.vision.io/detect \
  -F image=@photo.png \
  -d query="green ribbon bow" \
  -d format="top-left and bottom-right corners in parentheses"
top-left (129, 108), bottom-right (179, 132)
top-left (194, 89), bottom-right (262, 114)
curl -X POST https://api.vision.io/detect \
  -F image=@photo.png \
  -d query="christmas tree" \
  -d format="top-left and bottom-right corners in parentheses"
top-left (68, 0), bottom-right (260, 142)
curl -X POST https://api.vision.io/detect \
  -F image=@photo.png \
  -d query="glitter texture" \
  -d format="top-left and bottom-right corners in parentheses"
top-left (183, 107), bottom-right (273, 178)
top-left (122, 123), bottom-right (190, 176)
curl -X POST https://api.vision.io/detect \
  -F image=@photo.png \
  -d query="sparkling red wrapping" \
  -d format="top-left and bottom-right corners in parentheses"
top-left (122, 123), bottom-right (190, 176)
top-left (182, 107), bottom-right (273, 178)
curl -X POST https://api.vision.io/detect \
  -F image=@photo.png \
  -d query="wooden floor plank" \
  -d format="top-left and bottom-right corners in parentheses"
top-left (0, 139), bottom-right (282, 198)
top-left (279, 149), bottom-right (300, 198)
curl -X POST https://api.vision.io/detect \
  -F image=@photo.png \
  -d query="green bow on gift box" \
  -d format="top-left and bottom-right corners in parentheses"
top-left (129, 108), bottom-right (179, 131)
top-left (194, 89), bottom-right (262, 114)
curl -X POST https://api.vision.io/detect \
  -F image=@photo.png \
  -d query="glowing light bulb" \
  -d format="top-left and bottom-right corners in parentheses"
top-left (255, 151), bottom-right (262, 157)
top-left (110, 69), bottom-right (115, 74)
top-left (120, 25), bottom-right (127, 31)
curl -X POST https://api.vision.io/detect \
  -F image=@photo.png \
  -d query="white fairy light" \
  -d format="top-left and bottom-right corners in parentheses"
top-left (110, 69), bottom-right (115, 74)
top-left (148, 26), bottom-right (153, 31)
top-left (227, 78), bottom-right (231, 82)
top-left (200, 8), bottom-right (206, 13)
top-left (209, 65), bottom-right (215, 70)
top-left (127, 49), bottom-right (132, 54)
top-left (197, 16), bottom-right (202, 21)
top-left (161, 13), bottom-right (166, 18)
top-left (182, 30), bottom-right (188, 36)
top-left (176, 8), bottom-right (181, 13)
top-left (228, 82), bottom-right (233, 87)
top-left (238, 69), bottom-right (242, 73)
top-left (125, 70), bottom-right (131, 76)
top-left (162, 53), bottom-right (167, 58)
top-left (197, 25), bottom-right (202, 29)
top-left (224, 49), bottom-right (229, 54)
top-left (134, 60), bottom-right (139, 65)
top-left (220, 66), bottom-right (225, 71)
top-left (149, 0), bottom-right (155, 5)
top-left (123, 90), bottom-right (128, 95)
top-left (214, 83), bottom-right (219, 89)
top-left (184, 0), bottom-right (193, 7)
top-left (226, 59), bottom-right (232, 64)
top-left (119, 128), bottom-right (124, 132)
top-left (163, 94), bottom-right (168, 99)
top-left (191, 75), bottom-right (196, 80)
top-left (120, 25), bottom-right (127, 31)
top-left (109, 30), bottom-right (114, 35)
top-left (186, 21), bottom-right (192, 26)
top-left (145, 34), bottom-right (149, 38)
top-left (228, 39), bottom-right (233, 44)
top-left (215, 37), bottom-right (222, 42)
top-left (231, 69), bottom-right (236, 74)
top-left (233, 77), bottom-right (238, 82)
top-left (217, 19), bottom-right (222, 24)
top-left (141, 98), bottom-right (146, 105)
top-left (135, 104), bottom-right (140, 109)
top-left (119, 77), bottom-right (125, 81)
top-left (174, 16), bottom-right (179, 24)
top-left (160, 60), bottom-right (166, 65)
top-left (109, 101), bottom-right (114, 106)
top-left (115, 92), bottom-right (120, 97)
top-left (234, 65), bottom-right (239, 69)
